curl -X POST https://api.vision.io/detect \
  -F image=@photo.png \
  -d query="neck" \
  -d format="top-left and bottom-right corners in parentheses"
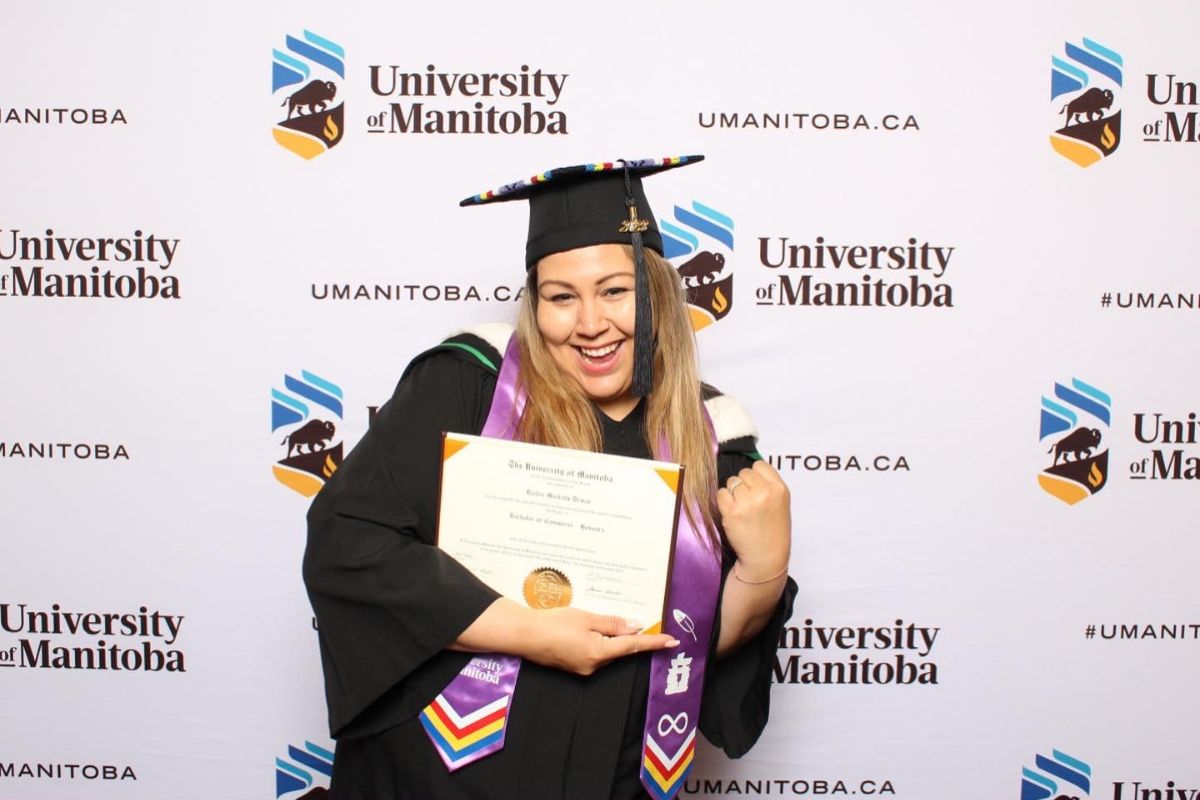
top-left (596, 394), bottom-right (640, 421)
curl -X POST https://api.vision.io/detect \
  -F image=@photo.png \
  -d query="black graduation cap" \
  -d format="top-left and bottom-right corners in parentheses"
top-left (460, 155), bottom-right (705, 397)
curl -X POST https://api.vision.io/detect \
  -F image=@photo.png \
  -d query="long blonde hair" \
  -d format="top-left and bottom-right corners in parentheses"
top-left (513, 245), bottom-right (720, 550)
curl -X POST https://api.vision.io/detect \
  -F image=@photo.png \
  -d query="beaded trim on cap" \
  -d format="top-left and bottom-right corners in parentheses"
top-left (459, 155), bottom-right (702, 206)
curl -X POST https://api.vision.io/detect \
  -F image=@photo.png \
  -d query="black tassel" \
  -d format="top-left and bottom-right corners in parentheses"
top-left (631, 226), bottom-right (653, 397)
top-left (622, 162), bottom-right (654, 397)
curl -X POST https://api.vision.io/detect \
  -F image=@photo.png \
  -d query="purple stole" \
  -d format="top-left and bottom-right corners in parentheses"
top-left (420, 336), bottom-right (721, 800)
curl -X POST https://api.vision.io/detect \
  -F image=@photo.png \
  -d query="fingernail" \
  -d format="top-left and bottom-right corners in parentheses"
top-left (625, 620), bottom-right (642, 630)
top-left (666, 638), bottom-right (680, 647)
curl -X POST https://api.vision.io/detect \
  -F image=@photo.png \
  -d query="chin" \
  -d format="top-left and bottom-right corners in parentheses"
top-left (579, 379), bottom-right (629, 403)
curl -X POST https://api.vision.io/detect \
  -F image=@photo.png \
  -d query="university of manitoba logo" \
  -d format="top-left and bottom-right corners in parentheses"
top-left (271, 370), bottom-right (343, 497)
top-left (272, 31), bottom-right (345, 159)
top-left (276, 741), bottom-right (333, 799)
top-left (1020, 749), bottom-right (1091, 800)
top-left (1050, 38), bottom-right (1123, 167)
top-left (661, 201), bottom-right (734, 331)
top-left (1038, 378), bottom-right (1111, 505)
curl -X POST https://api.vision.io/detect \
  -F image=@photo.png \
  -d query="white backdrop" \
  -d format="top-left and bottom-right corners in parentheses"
top-left (3, 2), bottom-right (1198, 798)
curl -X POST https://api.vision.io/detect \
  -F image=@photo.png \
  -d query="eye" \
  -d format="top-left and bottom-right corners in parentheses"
top-left (543, 291), bottom-right (574, 303)
top-left (602, 286), bottom-right (631, 298)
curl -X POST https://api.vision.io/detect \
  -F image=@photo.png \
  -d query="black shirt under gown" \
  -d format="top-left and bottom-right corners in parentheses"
top-left (303, 334), bottom-right (797, 800)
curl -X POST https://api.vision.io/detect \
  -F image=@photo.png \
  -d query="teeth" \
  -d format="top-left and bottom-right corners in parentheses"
top-left (580, 342), bottom-right (619, 359)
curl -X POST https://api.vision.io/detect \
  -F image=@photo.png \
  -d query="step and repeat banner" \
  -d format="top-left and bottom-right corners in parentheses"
top-left (3, 2), bottom-right (1197, 798)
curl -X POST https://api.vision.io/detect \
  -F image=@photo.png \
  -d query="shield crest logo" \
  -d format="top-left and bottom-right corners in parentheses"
top-left (1038, 378), bottom-right (1111, 505)
top-left (661, 201), bottom-right (735, 331)
top-left (272, 31), bottom-right (345, 160)
top-left (276, 740), bottom-right (334, 799)
top-left (272, 370), bottom-right (344, 497)
top-left (1050, 39), bottom-right (1122, 167)
top-left (1020, 749), bottom-right (1092, 800)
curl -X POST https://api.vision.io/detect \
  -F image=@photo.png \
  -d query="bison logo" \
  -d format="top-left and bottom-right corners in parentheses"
top-left (661, 201), bottom-right (735, 331)
top-left (1038, 378), bottom-right (1111, 505)
top-left (1050, 38), bottom-right (1123, 167)
top-left (1047, 426), bottom-right (1102, 465)
top-left (677, 251), bottom-right (725, 286)
top-left (282, 419), bottom-right (337, 457)
top-left (284, 80), bottom-right (338, 119)
top-left (272, 31), bottom-right (345, 160)
top-left (271, 370), bottom-right (344, 497)
top-left (1060, 88), bottom-right (1113, 125)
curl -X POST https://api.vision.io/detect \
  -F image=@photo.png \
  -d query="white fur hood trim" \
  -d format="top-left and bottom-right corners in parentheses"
top-left (704, 393), bottom-right (759, 445)
top-left (450, 322), bottom-right (515, 358)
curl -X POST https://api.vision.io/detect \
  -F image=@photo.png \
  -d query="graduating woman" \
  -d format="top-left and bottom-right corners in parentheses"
top-left (304, 156), bottom-right (796, 800)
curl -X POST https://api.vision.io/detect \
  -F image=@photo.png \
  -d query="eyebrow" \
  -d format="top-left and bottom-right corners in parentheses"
top-left (538, 270), bottom-right (635, 291)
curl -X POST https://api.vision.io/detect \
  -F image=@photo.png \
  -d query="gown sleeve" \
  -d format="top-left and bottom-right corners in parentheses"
top-left (302, 349), bottom-right (502, 737)
top-left (699, 449), bottom-right (799, 758)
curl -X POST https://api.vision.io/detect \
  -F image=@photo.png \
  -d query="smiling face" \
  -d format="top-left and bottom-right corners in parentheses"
top-left (534, 243), bottom-right (640, 420)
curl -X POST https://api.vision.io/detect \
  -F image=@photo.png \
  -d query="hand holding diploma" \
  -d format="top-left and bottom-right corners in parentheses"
top-left (438, 433), bottom-right (686, 670)
top-left (452, 599), bottom-right (681, 675)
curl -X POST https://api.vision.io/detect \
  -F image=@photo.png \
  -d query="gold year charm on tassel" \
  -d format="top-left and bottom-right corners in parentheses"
top-left (619, 204), bottom-right (650, 233)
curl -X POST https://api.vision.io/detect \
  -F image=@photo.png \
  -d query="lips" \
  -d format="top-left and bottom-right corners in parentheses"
top-left (580, 342), bottom-right (619, 359)
top-left (575, 340), bottom-right (624, 373)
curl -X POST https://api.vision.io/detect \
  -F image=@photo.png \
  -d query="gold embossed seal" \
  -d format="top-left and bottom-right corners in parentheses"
top-left (522, 567), bottom-right (572, 609)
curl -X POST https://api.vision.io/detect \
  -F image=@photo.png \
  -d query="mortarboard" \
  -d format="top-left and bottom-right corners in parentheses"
top-left (460, 155), bottom-right (704, 397)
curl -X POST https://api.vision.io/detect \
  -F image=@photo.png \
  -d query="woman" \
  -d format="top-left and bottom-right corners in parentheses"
top-left (303, 156), bottom-right (795, 799)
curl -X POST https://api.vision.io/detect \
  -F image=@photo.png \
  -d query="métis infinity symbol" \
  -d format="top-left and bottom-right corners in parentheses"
top-left (657, 712), bottom-right (689, 736)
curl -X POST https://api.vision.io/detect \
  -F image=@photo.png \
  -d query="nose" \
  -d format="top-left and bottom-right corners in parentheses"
top-left (576, 296), bottom-right (609, 338)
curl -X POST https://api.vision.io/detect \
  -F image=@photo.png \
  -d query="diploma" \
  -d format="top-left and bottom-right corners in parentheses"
top-left (436, 432), bottom-right (684, 632)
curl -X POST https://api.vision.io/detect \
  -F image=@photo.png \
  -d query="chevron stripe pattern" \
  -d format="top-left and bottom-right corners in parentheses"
top-left (641, 729), bottom-right (697, 800)
top-left (419, 694), bottom-right (511, 770)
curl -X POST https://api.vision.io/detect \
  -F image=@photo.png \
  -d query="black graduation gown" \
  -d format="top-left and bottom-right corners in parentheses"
top-left (303, 334), bottom-right (797, 800)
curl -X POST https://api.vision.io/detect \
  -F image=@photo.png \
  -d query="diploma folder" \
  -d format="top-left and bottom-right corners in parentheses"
top-left (436, 432), bottom-right (684, 634)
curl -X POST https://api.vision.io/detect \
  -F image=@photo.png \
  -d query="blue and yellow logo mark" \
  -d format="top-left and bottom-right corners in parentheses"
top-left (1039, 378), bottom-right (1110, 505)
top-left (1051, 38), bottom-right (1122, 167)
top-left (276, 740), bottom-right (333, 799)
top-left (661, 201), bottom-right (734, 331)
top-left (1021, 749), bottom-right (1091, 800)
top-left (273, 31), bottom-right (344, 159)
top-left (272, 370), bottom-right (343, 497)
